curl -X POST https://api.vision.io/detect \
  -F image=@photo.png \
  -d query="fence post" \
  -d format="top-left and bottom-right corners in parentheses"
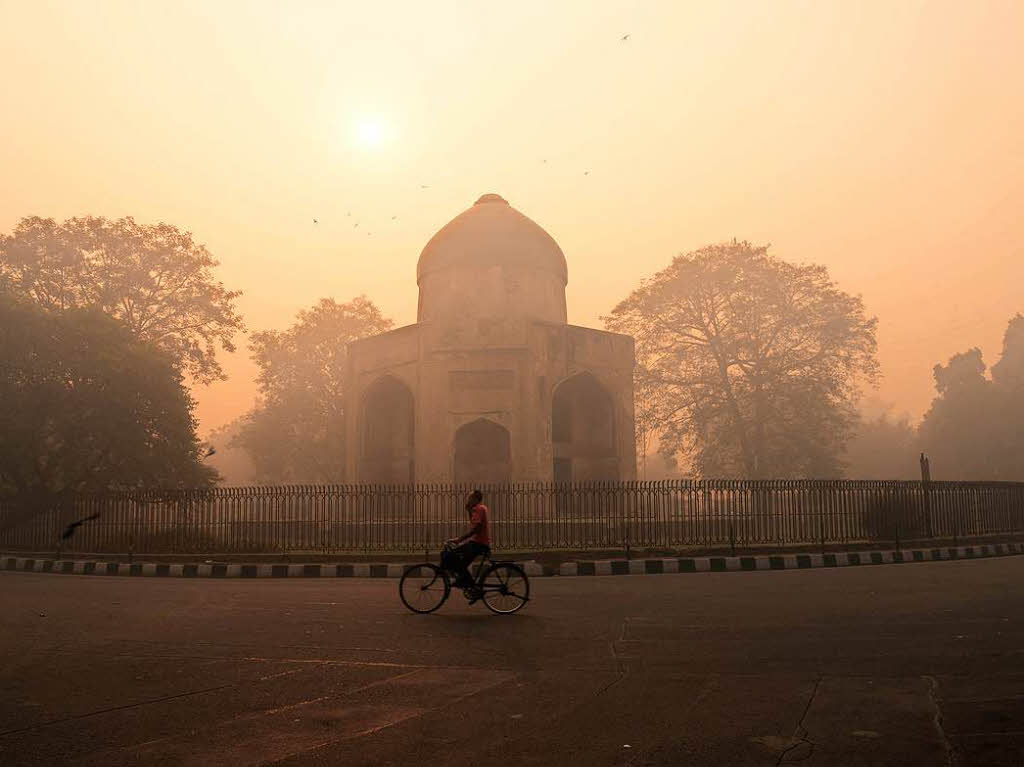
top-left (952, 483), bottom-right (959, 549)
top-left (893, 486), bottom-right (900, 552)
top-left (817, 482), bottom-right (825, 555)
top-left (920, 453), bottom-right (933, 539)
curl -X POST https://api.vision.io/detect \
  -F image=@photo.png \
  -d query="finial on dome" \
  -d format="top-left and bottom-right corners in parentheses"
top-left (474, 193), bottom-right (508, 205)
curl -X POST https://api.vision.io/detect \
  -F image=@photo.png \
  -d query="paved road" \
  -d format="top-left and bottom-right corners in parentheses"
top-left (1, 558), bottom-right (1022, 766)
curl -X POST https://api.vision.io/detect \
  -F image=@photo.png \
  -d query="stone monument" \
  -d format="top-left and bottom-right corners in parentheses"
top-left (344, 193), bottom-right (636, 484)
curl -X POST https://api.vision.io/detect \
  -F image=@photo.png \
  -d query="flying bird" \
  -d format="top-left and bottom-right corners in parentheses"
top-left (354, 222), bottom-right (359, 228)
top-left (391, 215), bottom-right (397, 220)
top-left (312, 218), bottom-right (318, 224)
top-left (61, 513), bottom-right (100, 541)
top-left (584, 171), bottom-right (590, 176)
top-left (420, 185), bottom-right (430, 189)
top-left (621, 34), bottom-right (630, 41)
top-left (204, 446), bottom-right (216, 458)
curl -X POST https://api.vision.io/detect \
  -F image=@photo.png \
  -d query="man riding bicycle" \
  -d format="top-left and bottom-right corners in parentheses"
top-left (443, 489), bottom-right (490, 590)
top-left (398, 488), bottom-right (528, 614)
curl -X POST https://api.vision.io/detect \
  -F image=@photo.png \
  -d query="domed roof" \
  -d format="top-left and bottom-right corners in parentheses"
top-left (416, 194), bottom-right (568, 285)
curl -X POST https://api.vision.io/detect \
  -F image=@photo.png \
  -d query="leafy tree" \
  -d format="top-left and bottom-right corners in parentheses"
top-left (919, 349), bottom-right (999, 479)
top-left (232, 296), bottom-right (393, 483)
top-left (0, 215), bottom-right (243, 383)
top-left (634, 373), bottom-right (660, 479)
top-left (0, 293), bottom-right (216, 525)
top-left (991, 314), bottom-right (1024, 392)
top-left (605, 241), bottom-right (878, 478)
top-left (843, 404), bottom-right (919, 479)
top-left (992, 315), bottom-right (1024, 480)
top-left (920, 315), bottom-right (1024, 480)
top-left (204, 418), bottom-right (256, 486)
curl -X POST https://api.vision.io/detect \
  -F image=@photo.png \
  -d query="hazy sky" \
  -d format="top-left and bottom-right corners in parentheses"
top-left (2, 0), bottom-right (1022, 434)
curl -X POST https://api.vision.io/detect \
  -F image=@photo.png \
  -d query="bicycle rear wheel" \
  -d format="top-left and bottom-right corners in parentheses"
top-left (399, 563), bottom-right (450, 614)
top-left (481, 563), bottom-right (530, 614)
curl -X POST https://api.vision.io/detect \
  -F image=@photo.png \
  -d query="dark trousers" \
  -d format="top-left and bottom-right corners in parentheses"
top-left (442, 542), bottom-right (490, 585)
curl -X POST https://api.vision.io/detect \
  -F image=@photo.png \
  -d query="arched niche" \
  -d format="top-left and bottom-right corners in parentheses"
top-left (552, 372), bottom-right (618, 482)
top-left (454, 418), bottom-right (511, 485)
top-left (359, 376), bottom-right (414, 483)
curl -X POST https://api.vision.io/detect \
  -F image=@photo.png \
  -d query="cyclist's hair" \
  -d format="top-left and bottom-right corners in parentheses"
top-left (465, 488), bottom-right (483, 510)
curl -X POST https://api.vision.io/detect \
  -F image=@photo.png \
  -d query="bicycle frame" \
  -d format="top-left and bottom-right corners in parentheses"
top-left (400, 545), bottom-right (530, 614)
top-left (441, 544), bottom-right (516, 592)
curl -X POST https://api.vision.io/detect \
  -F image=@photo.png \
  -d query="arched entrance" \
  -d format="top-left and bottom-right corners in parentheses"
top-left (552, 373), bottom-right (618, 482)
top-left (359, 376), bottom-right (414, 483)
top-left (454, 418), bottom-right (511, 485)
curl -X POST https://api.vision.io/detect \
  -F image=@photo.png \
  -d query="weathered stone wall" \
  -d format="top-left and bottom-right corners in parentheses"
top-left (346, 320), bottom-right (636, 483)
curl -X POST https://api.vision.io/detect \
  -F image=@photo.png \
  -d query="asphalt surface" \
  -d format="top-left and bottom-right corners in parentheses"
top-left (2, 558), bottom-right (1022, 766)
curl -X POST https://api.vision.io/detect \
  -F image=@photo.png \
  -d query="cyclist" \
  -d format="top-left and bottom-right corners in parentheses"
top-left (443, 489), bottom-right (491, 591)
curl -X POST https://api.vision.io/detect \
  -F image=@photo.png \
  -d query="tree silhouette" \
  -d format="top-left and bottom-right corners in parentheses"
top-left (920, 314), bottom-right (1024, 480)
top-left (233, 296), bottom-right (393, 483)
top-left (605, 241), bottom-right (878, 478)
top-left (1, 216), bottom-right (243, 383)
top-left (0, 293), bottom-right (216, 524)
top-left (843, 405), bottom-right (918, 479)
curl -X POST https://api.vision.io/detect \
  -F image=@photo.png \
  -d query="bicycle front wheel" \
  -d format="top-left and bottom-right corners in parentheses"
top-left (481, 563), bottom-right (530, 614)
top-left (399, 563), bottom-right (450, 614)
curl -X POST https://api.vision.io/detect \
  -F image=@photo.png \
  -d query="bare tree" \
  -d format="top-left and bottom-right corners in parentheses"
top-left (605, 241), bottom-right (878, 478)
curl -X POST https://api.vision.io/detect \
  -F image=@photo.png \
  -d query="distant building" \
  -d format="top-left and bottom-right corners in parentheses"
top-left (344, 194), bottom-right (636, 484)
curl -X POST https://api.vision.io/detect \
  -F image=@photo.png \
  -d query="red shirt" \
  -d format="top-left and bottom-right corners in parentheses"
top-left (469, 504), bottom-right (490, 545)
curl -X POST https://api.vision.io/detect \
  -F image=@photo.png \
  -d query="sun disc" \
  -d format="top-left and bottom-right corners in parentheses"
top-left (356, 118), bottom-right (389, 149)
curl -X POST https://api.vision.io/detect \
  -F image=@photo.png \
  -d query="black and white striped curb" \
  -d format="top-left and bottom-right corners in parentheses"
top-left (0, 557), bottom-right (543, 578)
top-left (558, 541), bottom-right (1024, 575)
top-left (3, 542), bottom-right (1021, 579)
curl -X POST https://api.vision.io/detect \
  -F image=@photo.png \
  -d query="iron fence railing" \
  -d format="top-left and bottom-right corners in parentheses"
top-left (2, 480), bottom-right (1023, 555)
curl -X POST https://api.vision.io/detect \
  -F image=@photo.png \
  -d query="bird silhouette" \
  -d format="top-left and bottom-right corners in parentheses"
top-left (346, 212), bottom-right (351, 216)
top-left (61, 513), bottom-right (100, 541)
top-left (354, 222), bottom-right (359, 228)
top-left (420, 185), bottom-right (430, 189)
top-left (204, 446), bottom-right (216, 458)
top-left (584, 171), bottom-right (590, 176)
top-left (312, 218), bottom-right (318, 224)
top-left (621, 34), bottom-right (630, 41)
top-left (391, 215), bottom-right (397, 220)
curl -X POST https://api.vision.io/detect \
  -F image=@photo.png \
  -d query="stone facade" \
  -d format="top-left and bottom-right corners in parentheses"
top-left (344, 194), bottom-right (636, 484)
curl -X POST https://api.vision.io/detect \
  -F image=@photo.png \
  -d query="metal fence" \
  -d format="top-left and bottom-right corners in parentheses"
top-left (2, 480), bottom-right (1023, 555)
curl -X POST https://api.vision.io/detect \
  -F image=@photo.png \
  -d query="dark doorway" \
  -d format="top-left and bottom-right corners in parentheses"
top-left (360, 376), bottom-right (414, 483)
top-left (551, 373), bottom-right (618, 481)
top-left (454, 419), bottom-right (511, 485)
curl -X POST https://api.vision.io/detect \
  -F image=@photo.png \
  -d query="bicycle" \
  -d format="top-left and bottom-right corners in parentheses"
top-left (399, 542), bottom-right (530, 615)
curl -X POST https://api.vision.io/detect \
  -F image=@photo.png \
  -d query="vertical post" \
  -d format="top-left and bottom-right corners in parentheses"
top-left (818, 483), bottom-right (826, 555)
top-left (893, 486), bottom-right (900, 552)
top-left (920, 452), bottom-right (933, 539)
